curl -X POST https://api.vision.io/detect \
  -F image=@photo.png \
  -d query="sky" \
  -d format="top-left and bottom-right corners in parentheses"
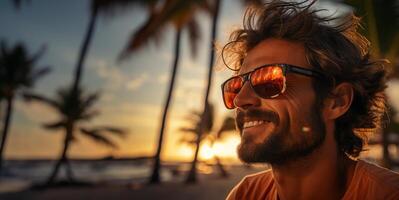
top-left (1, 0), bottom-right (398, 162)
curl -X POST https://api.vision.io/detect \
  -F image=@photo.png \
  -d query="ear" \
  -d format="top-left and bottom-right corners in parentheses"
top-left (323, 82), bottom-right (354, 120)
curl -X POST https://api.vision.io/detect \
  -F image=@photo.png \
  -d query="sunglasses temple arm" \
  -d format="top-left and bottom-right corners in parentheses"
top-left (289, 66), bottom-right (323, 78)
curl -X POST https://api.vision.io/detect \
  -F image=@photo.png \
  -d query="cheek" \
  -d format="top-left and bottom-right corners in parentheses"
top-left (279, 86), bottom-right (317, 136)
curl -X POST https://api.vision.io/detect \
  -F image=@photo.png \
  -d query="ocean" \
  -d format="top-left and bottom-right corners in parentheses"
top-left (0, 159), bottom-right (180, 193)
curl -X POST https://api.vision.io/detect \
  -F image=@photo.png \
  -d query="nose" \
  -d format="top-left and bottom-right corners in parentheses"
top-left (233, 81), bottom-right (261, 110)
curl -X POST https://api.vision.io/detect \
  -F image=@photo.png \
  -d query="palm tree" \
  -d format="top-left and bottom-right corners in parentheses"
top-left (180, 102), bottom-right (236, 178)
top-left (72, 0), bottom-right (159, 94)
top-left (186, 0), bottom-right (262, 183)
top-left (342, 0), bottom-right (399, 168)
top-left (0, 41), bottom-right (50, 175)
top-left (10, 0), bottom-right (30, 10)
top-left (24, 86), bottom-right (127, 184)
top-left (342, 0), bottom-right (399, 68)
top-left (120, 0), bottom-right (213, 184)
top-left (212, 115), bottom-right (236, 177)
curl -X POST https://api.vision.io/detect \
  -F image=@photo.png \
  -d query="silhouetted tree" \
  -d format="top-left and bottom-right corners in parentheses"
top-left (24, 86), bottom-right (127, 184)
top-left (0, 41), bottom-right (50, 174)
top-left (186, 0), bottom-right (263, 183)
top-left (121, 0), bottom-right (213, 184)
top-left (72, 0), bottom-right (158, 94)
top-left (180, 102), bottom-right (237, 179)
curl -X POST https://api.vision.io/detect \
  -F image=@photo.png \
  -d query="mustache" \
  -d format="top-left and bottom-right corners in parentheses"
top-left (236, 108), bottom-right (280, 130)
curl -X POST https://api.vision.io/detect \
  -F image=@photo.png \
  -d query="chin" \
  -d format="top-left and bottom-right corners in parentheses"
top-left (237, 133), bottom-right (285, 164)
top-left (237, 129), bottom-right (325, 165)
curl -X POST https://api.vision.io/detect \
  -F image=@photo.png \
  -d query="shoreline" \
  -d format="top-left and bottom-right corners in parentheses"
top-left (0, 165), bottom-right (266, 200)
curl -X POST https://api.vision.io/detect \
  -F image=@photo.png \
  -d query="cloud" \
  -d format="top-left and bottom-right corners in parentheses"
top-left (15, 100), bottom-right (58, 124)
top-left (157, 73), bottom-right (168, 84)
top-left (89, 59), bottom-right (150, 91)
top-left (126, 73), bottom-right (148, 91)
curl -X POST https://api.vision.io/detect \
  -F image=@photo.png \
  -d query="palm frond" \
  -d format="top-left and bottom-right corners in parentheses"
top-left (80, 128), bottom-right (118, 149)
top-left (0, 40), bottom-right (50, 91)
top-left (82, 92), bottom-right (100, 109)
top-left (343, 0), bottom-right (399, 56)
top-left (179, 137), bottom-right (197, 145)
top-left (23, 92), bottom-right (60, 110)
top-left (28, 45), bottom-right (46, 66)
top-left (119, 0), bottom-right (208, 60)
top-left (216, 116), bottom-right (236, 138)
top-left (186, 17), bottom-right (201, 57)
top-left (79, 110), bottom-right (100, 121)
top-left (94, 0), bottom-right (159, 17)
top-left (93, 126), bottom-right (128, 138)
top-left (118, 10), bottom-right (165, 60)
top-left (31, 66), bottom-right (51, 81)
top-left (10, 0), bottom-right (30, 10)
top-left (42, 121), bottom-right (66, 130)
top-left (179, 127), bottom-right (198, 133)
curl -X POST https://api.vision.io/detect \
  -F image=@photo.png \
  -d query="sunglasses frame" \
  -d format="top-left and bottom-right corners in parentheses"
top-left (221, 63), bottom-right (324, 109)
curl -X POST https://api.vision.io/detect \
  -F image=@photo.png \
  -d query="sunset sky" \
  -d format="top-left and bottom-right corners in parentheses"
top-left (1, 0), bottom-right (398, 162)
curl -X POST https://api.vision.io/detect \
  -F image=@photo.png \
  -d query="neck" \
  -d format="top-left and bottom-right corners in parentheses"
top-left (271, 136), bottom-right (356, 200)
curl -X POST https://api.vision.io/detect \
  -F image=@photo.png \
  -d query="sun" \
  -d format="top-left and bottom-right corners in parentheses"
top-left (199, 142), bottom-right (215, 160)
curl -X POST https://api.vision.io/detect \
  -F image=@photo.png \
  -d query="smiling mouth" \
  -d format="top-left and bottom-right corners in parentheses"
top-left (243, 120), bottom-right (271, 129)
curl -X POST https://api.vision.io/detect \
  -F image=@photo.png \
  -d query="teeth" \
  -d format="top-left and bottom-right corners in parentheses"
top-left (243, 120), bottom-right (267, 129)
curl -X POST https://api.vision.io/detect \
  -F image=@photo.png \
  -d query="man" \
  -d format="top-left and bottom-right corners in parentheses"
top-left (221, 1), bottom-right (399, 199)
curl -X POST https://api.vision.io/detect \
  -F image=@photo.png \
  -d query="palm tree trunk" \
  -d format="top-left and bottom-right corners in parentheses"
top-left (186, 0), bottom-right (221, 184)
top-left (149, 30), bottom-right (182, 184)
top-left (46, 126), bottom-right (73, 184)
top-left (72, 7), bottom-right (98, 93)
top-left (0, 96), bottom-right (14, 175)
top-left (66, 159), bottom-right (75, 182)
top-left (215, 155), bottom-right (229, 177)
top-left (210, 137), bottom-right (229, 177)
top-left (186, 124), bottom-right (203, 183)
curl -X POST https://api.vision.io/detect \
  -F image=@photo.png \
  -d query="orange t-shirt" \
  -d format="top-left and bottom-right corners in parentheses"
top-left (226, 160), bottom-right (399, 200)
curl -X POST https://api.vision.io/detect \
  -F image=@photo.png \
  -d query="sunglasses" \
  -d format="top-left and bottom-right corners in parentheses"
top-left (221, 64), bottom-right (324, 109)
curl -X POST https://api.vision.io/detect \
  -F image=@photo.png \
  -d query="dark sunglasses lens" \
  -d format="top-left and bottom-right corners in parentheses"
top-left (250, 66), bottom-right (285, 98)
top-left (223, 76), bottom-right (243, 109)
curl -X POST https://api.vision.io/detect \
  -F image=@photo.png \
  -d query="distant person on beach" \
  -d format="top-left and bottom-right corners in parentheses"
top-left (220, 0), bottom-right (399, 199)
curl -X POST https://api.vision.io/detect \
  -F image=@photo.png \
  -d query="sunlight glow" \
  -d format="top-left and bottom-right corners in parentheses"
top-left (199, 142), bottom-right (215, 160)
top-left (198, 134), bottom-right (240, 162)
top-left (213, 135), bottom-right (240, 158)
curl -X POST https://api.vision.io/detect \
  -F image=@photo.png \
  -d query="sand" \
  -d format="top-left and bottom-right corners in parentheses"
top-left (0, 166), bottom-right (265, 200)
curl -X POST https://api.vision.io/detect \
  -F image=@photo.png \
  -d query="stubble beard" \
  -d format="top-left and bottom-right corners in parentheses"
top-left (237, 105), bottom-right (326, 165)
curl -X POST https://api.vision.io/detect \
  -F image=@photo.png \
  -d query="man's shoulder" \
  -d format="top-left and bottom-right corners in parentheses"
top-left (226, 168), bottom-right (275, 200)
top-left (345, 159), bottom-right (399, 199)
top-left (359, 159), bottom-right (399, 188)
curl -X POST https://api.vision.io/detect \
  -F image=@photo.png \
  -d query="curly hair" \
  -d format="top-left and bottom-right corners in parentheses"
top-left (222, 0), bottom-right (389, 158)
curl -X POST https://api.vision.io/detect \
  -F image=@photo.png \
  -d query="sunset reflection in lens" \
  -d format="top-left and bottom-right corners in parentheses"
top-left (251, 66), bottom-right (284, 98)
top-left (223, 76), bottom-right (243, 109)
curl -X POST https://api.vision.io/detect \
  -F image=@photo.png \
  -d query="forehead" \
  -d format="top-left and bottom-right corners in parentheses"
top-left (240, 38), bottom-right (311, 74)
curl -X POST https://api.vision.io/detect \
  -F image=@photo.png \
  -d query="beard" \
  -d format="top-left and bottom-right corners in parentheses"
top-left (236, 104), bottom-right (326, 165)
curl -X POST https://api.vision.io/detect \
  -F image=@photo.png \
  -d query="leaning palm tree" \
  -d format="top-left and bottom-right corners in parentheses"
top-left (180, 102), bottom-right (237, 179)
top-left (186, 0), bottom-right (263, 183)
top-left (71, 0), bottom-right (159, 94)
top-left (0, 41), bottom-right (50, 174)
top-left (120, 0), bottom-right (213, 184)
top-left (24, 86), bottom-right (127, 184)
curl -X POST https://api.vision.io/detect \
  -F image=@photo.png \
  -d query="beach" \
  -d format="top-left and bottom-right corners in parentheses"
top-left (0, 161), bottom-right (266, 200)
